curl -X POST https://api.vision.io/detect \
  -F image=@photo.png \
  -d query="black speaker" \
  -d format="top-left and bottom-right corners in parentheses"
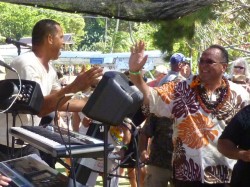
top-left (82, 71), bottom-right (143, 125)
top-left (0, 79), bottom-right (44, 115)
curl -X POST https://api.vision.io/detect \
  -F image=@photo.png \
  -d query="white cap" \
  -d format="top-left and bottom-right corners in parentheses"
top-left (155, 65), bottom-right (168, 74)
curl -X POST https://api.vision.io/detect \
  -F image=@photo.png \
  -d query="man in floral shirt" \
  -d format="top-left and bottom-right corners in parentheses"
top-left (140, 53), bottom-right (189, 187)
top-left (128, 41), bottom-right (249, 187)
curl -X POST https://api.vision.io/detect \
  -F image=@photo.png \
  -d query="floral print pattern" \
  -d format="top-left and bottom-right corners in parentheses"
top-left (156, 81), bottom-right (175, 104)
top-left (175, 158), bottom-right (202, 181)
top-left (151, 78), bottom-right (249, 183)
top-left (173, 137), bottom-right (186, 167)
top-left (178, 113), bottom-right (218, 149)
top-left (172, 81), bottom-right (199, 118)
top-left (204, 165), bottom-right (232, 183)
top-left (173, 138), bottom-right (201, 181)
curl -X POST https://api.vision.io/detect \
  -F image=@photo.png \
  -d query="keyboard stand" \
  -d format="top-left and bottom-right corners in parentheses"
top-left (10, 125), bottom-right (116, 187)
top-left (103, 124), bottom-right (109, 187)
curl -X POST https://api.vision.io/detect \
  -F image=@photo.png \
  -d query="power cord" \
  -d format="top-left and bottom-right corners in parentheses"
top-left (54, 95), bottom-right (76, 187)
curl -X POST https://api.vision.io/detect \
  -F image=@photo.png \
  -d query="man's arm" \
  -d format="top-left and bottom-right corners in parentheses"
top-left (72, 111), bottom-right (81, 132)
top-left (218, 106), bottom-right (250, 162)
top-left (139, 132), bottom-right (149, 163)
top-left (38, 66), bottom-right (102, 117)
top-left (218, 139), bottom-right (250, 162)
top-left (39, 89), bottom-right (87, 117)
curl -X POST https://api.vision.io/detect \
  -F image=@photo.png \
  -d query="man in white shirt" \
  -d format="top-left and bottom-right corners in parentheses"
top-left (0, 19), bottom-right (102, 162)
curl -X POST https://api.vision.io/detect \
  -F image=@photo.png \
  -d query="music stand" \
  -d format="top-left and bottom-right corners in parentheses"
top-left (82, 71), bottom-right (143, 187)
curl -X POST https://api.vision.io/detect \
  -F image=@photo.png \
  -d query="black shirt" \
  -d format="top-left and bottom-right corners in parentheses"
top-left (219, 105), bottom-right (250, 187)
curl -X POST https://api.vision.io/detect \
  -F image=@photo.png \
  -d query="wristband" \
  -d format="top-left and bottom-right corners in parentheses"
top-left (121, 144), bottom-right (129, 151)
top-left (129, 70), bottom-right (141, 75)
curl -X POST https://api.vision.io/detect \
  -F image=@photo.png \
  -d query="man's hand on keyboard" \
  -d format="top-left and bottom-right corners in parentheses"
top-left (0, 174), bottom-right (11, 186)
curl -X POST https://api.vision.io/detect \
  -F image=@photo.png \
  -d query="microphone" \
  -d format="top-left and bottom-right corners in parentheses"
top-left (0, 60), bottom-right (16, 72)
top-left (5, 37), bottom-right (31, 48)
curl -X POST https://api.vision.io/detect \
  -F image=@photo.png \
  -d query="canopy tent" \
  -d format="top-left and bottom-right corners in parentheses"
top-left (1, 0), bottom-right (216, 22)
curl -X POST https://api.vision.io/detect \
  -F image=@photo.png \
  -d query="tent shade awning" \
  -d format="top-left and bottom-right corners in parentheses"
top-left (1, 0), bottom-right (217, 22)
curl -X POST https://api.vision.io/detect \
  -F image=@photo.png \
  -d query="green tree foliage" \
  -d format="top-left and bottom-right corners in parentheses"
top-left (153, 6), bottom-right (214, 56)
top-left (80, 18), bottom-right (159, 52)
top-left (192, 0), bottom-right (250, 64)
top-left (133, 22), bottom-right (159, 50)
top-left (79, 17), bottom-right (106, 51)
top-left (150, 6), bottom-right (214, 74)
top-left (0, 3), bottom-right (37, 40)
top-left (0, 2), bottom-right (85, 49)
top-left (0, 3), bottom-right (160, 53)
top-left (153, 1), bottom-right (250, 73)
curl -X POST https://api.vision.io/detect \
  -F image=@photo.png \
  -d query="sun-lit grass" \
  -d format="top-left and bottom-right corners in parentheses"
top-left (56, 162), bottom-right (130, 186)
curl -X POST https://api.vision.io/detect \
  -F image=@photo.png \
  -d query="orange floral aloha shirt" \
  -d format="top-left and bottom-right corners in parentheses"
top-left (149, 77), bottom-right (249, 183)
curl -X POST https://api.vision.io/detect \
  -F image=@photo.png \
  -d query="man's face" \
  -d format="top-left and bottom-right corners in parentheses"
top-left (50, 25), bottom-right (64, 60)
top-left (198, 48), bottom-right (227, 84)
top-left (180, 62), bottom-right (191, 77)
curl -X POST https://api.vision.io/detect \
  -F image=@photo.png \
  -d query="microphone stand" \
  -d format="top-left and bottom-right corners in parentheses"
top-left (14, 43), bottom-right (21, 56)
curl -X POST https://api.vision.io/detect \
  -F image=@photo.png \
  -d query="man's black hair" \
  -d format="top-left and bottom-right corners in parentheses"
top-left (208, 44), bottom-right (229, 64)
top-left (32, 19), bottom-right (60, 46)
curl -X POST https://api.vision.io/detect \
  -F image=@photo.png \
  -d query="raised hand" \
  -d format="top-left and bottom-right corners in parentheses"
top-left (129, 41), bottom-right (148, 72)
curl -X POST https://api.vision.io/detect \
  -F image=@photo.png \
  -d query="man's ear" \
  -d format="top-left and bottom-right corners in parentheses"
top-left (47, 34), bottom-right (53, 45)
top-left (222, 64), bottom-right (228, 73)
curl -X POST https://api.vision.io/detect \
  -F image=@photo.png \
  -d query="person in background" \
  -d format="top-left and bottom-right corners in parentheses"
top-left (60, 64), bottom-right (66, 75)
top-left (158, 53), bottom-right (187, 85)
top-left (72, 64), bottom-right (94, 135)
top-left (148, 65), bottom-right (168, 87)
top-left (118, 71), bottom-right (147, 187)
top-left (229, 58), bottom-right (250, 81)
top-left (119, 109), bottom-right (146, 187)
top-left (57, 71), bottom-right (67, 87)
top-left (180, 61), bottom-right (192, 79)
top-left (217, 105), bottom-right (250, 187)
top-left (228, 58), bottom-right (250, 92)
top-left (72, 104), bottom-right (132, 187)
top-left (128, 41), bottom-right (249, 187)
top-left (140, 52), bottom-right (189, 187)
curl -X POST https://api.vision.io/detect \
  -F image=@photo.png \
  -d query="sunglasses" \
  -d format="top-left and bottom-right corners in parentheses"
top-left (199, 59), bottom-right (226, 65)
top-left (234, 66), bottom-right (245, 70)
top-left (199, 59), bottom-right (217, 65)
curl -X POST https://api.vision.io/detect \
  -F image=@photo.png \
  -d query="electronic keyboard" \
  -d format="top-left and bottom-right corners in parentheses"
top-left (10, 126), bottom-right (114, 158)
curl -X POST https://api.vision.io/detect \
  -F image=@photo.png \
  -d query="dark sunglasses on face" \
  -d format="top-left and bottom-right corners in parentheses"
top-left (234, 66), bottom-right (245, 70)
top-left (199, 59), bottom-right (217, 65)
top-left (199, 59), bottom-right (226, 65)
